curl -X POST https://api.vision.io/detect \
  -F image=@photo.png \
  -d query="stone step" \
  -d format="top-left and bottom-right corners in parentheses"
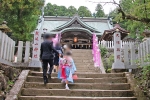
top-left (74, 70), bottom-right (99, 72)
top-left (75, 62), bottom-right (94, 65)
top-left (75, 67), bottom-right (95, 70)
top-left (76, 66), bottom-right (95, 69)
top-left (19, 96), bottom-right (137, 100)
top-left (21, 89), bottom-right (134, 97)
top-left (74, 60), bottom-right (93, 63)
top-left (72, 55), bottom-right (93, 57)
top-left (73, 57), bottom-right (93, 60)
top-left (72, 49), bottom-right (92, 52)
top-left (0, 95), bottom-right (3, 100)
top-left (24, 83), bottom-right (130, 90)
top-left (74, 63), bottom-right (94, 67)
top-left (26, 76), bottom-right (127, 83)
top-left (29, 72), bottom-right (125, 78)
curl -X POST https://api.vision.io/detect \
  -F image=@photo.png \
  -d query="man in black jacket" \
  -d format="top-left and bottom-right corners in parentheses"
top-left (40, 34), bottom-right (59, 84)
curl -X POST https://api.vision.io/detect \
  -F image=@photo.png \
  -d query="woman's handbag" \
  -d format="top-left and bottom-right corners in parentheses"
top-left (72, 74), bottom-right (78, 80)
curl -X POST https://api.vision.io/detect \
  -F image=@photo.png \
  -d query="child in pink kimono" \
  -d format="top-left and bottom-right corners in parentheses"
top-left (58, 53), bottom-right (76, 90)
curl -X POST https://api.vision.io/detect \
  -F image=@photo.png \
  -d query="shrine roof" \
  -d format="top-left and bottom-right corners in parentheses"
top-left (100, 24), bottom-right (129, 41)
top-left (42, 16), bottom-right (113, 35)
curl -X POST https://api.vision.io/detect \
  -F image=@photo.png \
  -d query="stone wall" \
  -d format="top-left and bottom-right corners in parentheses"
top-left (0, 63), bottom-right (20, 99)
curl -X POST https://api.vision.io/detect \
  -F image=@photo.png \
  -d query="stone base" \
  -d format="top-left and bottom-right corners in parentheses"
top-left (28, 60), bottom-right (42, 68)
top-left (111, 69), bottom-right (127, 73)
top-left (14, 67), bottom-right (41, 72)
top-left (112, 61), bottom-right (125, 69)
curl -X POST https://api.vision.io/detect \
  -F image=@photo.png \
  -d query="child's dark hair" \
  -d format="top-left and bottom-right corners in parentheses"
top-left (66, 52), bottom-right (72, 56)
top-left (60, 54), bottom-right (63, 58)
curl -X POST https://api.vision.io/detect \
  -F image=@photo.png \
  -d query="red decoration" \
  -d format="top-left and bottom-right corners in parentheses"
top-left (34, 54), bottom-right (38, 58)
top-left (116, 41), bottom-right (120, 44)
top-left (117, 55), bottom-right (120, 60)
top-left (116, 34), bottom-right (119, 37)
top-left (34, 47), bottom-right (38, 52)
top-left (35, 31), bottom-right (39, 36)
top-left (117, 48), bottom-right (120, 51)
top-left (35, 37), bottom-right (39, 41)
top-left (35, 43), bottom-right (38, 45)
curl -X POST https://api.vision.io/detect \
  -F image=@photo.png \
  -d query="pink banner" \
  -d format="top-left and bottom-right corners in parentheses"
top-left (52, 33), bottom-right (61, 47)
top-left (92, 33), bottom-right (101, 67)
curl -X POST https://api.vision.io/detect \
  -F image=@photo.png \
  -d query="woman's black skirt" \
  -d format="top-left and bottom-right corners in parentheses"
top-left (54, 56), bottom-right (59, 66)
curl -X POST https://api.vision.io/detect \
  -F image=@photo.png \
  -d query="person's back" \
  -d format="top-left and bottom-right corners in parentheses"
top-left (40, 34), bottom-right (59, 84)
top-left (55, 43), bottom-right (63, 54)
top-left (41, 40), bottom-right (54, 60)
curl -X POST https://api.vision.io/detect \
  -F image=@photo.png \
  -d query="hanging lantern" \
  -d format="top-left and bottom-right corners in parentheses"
top-left (73, 37), bottom-right (78, 43)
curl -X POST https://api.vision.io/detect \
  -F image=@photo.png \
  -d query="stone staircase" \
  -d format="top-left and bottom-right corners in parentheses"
top-left (18, 49), bottom-right (137, 100)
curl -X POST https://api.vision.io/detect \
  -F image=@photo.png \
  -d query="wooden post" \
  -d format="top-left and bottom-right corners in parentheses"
top-left (6, 38), bottom-right (10, 60)
top-left (130, 44), bottom-right (137, 68)
top-left (148, 39), bottom-right (150, 54)
top-left (143, 42), bottom-right (146, 62)
top-left (138, 44), bottom-right (141, 65)
top-left (8, 39), bottom-right (13, 61)
top-left (3, 34), bottom-right (8, 60)
top-left (24, 41), bottom-right (30, 63)
top-left (17, 41), bottom-right (23, 62)
top-left (146, 40), bottom-right (149, 59)
top-left (11, 41), bottom-right (15, 62)
top-left (140, 43), bottom-right (144, 66)
top-left (0, 31), bottom-right (3, 58)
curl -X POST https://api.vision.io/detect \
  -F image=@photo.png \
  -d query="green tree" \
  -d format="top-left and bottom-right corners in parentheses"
top-left (109, 0), bottom-right (149, 39)
top-left (44, 3), bottom-right (55, 16)
top-left (78, 6), bottom-right (92, 17)
top-left (95, 4), bottom-right (105, 17)
top-left (67, 6), bottom-right (77, 16)
top-left (58, 6), bottom-right (67, 16)
top-left (0, 0), bottom-right (44, 41)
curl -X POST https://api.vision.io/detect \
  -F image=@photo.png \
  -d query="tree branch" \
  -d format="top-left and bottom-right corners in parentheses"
top-left (87, 0), bottom-right (150, 24)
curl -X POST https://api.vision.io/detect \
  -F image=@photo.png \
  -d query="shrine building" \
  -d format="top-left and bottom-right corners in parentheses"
top-left (41, 15), bottom-right (114, 49)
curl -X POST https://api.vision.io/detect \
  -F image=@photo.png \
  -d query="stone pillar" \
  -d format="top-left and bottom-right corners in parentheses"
top-left (24, 41), bottom-right (30, 63)
top-left (124, 44), bottom-right (129, 68)
top-left (112, 32), bottom-right (125, 69)
top-left (29, 30), bottom-right (42, 67)
top-left (17, 41), bottom-right (23, 62)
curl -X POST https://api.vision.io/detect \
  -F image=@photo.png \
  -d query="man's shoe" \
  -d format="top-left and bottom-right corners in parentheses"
top-left (48, 74), bottom-right (51, 80)
top-left (44, 77), bottom-right (48, 84)
top-left (54, 69), bottom-right (56, 72)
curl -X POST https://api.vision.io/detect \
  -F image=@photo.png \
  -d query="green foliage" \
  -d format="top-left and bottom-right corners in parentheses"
top-left (135, 54), bottom-right (150, 97)
top-left (102, 54), bottom-right (114, 73)
top-left (8, 80), bottom-right (14, 85)
top-left (45, 3), bottom-right (106, 17)
top-left (78, 6), bottom-right (92, 17)
top-left (95, 4), bottom-right (105, 17)
top-left (109, 0), bottom-right (150, 39)
top-left (107, 54), bottom-right (114, 68)
top-left (100, 46), bottom-right (108, 57)
top-left (67, 6), bottom-right (77, 16)
top-left (44, 3), bottom-right (68, 16)
top-left (0, 0), bottom-right (44, 41)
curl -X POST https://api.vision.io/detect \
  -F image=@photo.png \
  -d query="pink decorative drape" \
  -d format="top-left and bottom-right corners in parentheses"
top-left (52, 33), bottom-right (61, 47)
top-left (92, 33), bottom-right (101, 67)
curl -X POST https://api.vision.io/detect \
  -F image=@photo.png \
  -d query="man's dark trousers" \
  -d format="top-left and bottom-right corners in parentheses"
top-left (42, 59), bottom-right (54, 78)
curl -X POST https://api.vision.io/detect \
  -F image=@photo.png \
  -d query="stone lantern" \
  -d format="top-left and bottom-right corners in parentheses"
top-left (0, 21), bottom-right (12, 33)
top-left (142, 29), bottom-right (150, 41)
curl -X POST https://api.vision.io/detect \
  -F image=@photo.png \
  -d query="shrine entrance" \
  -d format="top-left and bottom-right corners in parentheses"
top-left (60, 28), bottom-right (92, 49)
